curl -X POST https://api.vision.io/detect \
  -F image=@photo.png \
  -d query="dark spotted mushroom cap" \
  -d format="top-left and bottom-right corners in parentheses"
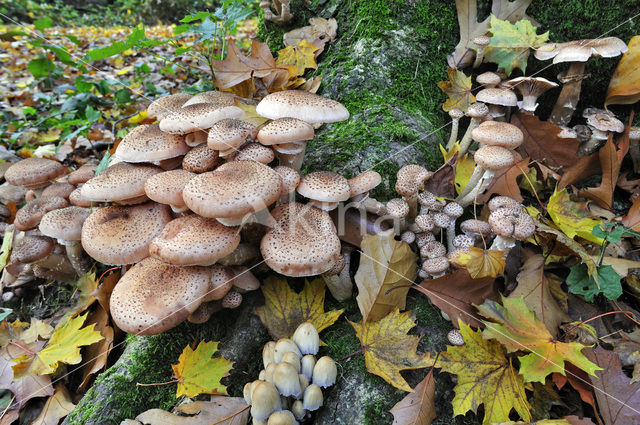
top-left (81, 202), bottom-right (171, 265)
top-left (420, 241), bottom-right (447, 259)
top-left (431, 212), bottom-right (451, 229)
top-left (41, 182), bottom-right (75, 199)
top-left (233, 143), bottom-right (275, 164)
top-left (159, 103), bottom-right (243, 135)
top-left (395, 165), bottom-right (432, 197)
top-left (474, 145), bottom-right (516, 170)
top-left (68, 164), bottom-right (98, 185)
top-left (221, 290), bottom-right (242, 309)
top-left (460, 219), bottom-right (492, 237)
top-left (81, 162), bottom-right (162, 203)
top-left (115, 124), bottom-right (189, 163)
top-left (14, 196), bottom-right (68, 231)
top-left (415, 214), bottom-right (434, 232)
top-left (488, 207), bottom-right (536, 240)
top-left (273, 166), bottom-right (301, 195)
top-left (261, 202), bottom-right (341, 277)
top-left (149, 215), bottom-right (240, 266)
top-left (9, 235), bottom-right (54, 264)
top-left (297, 171), bottom-right (350, 203)
top-left (182, 144), bottom-right (221, 173)
top-left (453, 234), bottom-right (475, 248)
top-left (471, 121), bottom-right (524, 149)
top-left (386, 198), bottom-right (410, 219)
top-left (147, 93), bottom-right (192, 120)
top-left (181, 90), bottom-right (237, 107)
top-left (487, 196), bottom-right (521, 212)
top-left (39, 206), bottom-right (90, 242)
top-left (443, 202), bottom-right (464, 219)
top-left (422, 257), bottom-right (450, 275)
top-left (109, 257), bottom-right (209, 335)
top-left (257, 118), bottom-right (315, 146)
top-left (256, 90), bottom-right (349, 124)
top-left (476, 88), bottom-right (518, 107)
top-left (5, 158), bottom-right (66, 189)
top-left (205, 265), bottom-right (236, 301)
top-left (144, 169), bottom-right (195, 208)
top-left (183, 161), bottom-right (282, 218)
top-left (347, 171), bottom-right (381, 198)
top-left (207, 118), bottom-right (258, 151)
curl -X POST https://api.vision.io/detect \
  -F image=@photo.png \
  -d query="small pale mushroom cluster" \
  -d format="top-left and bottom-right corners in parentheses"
top-left (244, 322), bottom-right (336, 424)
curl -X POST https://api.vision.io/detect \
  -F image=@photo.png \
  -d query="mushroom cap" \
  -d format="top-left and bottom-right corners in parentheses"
top-left (5, 158), bottom-right (66, 189)
top-left (386, 198), bottom-right (410, 219)
top-left (422, 257), bottom-right (450, 275)
top-left (297, 171), bottom-right (350, 203)
top-left (474, 145), bottom-right (515, 170)
top-left (182, 144), bottom-right (221, 173)
top-left (476, 88), bottom-right (518, 107)
top-left (261, 203), bottom-right (341, 277)
top-left (183, 161), bottom-right (282, 218)
top-left (267, 410), bottom-right (297, 425)
top-left (221, 290), bottom-right (242, 309)
top-left (584, 110), bottom-right (625, 133)
top-left (233, 143), bottom-right (275, 164)
top-left (302, 384), bottom-right (323, 411)
top-left (149, 215), bottom-right (240, 266)
top-left (431, 212), bottom-right (451, 228)
top-left (185, 131), bottom-right (208, 147)
top-left (312, 356), bottom-right (337, 388)
top-left (476, 71), bottom-right (502, 86)
top-left (147, 93), bottom-right (192, 120)
top-left (81, 162), bottom-right (162, 203)
top-left (453, 234), bottom-right (475, 248)
top-left (273, 362), bottom-right (302, 397)
top-left (535, 37), bottom-right (628, 63)
top-left (205, 265), bottom-right (235, 301)
top-left (447, 329), bottom-right (465, 346)
top-left (207, 118), bottom-right (258, 151)
top-left (69, 187), bottom-right (94, 207)
top-left (292, 322), bottom-right (320, 355)
top-left (273, 166), bottom-right (300, 195)
top-left (347, 171), bottom-right (381, 198)
top-left (449, 108), bottom-right (464, 119)
top-left (81, 202), bottom-right (172, 265)
top-left (159, 103), bottom-right (244, 135)
top-left (274, 338), bottom-right (302, 362)
top-left (504, 76), bottom-right (558, 98)
top-left (487, 195), bottom-right (521, 212)
top-left (181, 90), bottom-right (237, 107)
top-left (257, 118), bottom-right (315, 146)
top-left (41, 182), bottom-right (75, 199)
top-left (460, 219), bottom-right (492, 237)
top-left (144, 169), bottom-right (195, 207)
top-left (9, 235), bottom-right (54, 264)
top-left (471, 121), bottom-right (524, 149)
top-left (250, 381), bottom-right (281, 421)
top-left (110, 257), bottom-right (209, 335)
top-left (39, 206), bottom-right (90, 242)
top-left (257, 90), bottom-right (349, 124)
top-left (488, 206), bottom-right (535, 240)
top-left (415, 232), bottom-right (436, 247)
top-left (420, 241), bottom-right (446, 259)
top-left (473, 35), bottom-right (491, 47)
top-left (14, 196), bottom-right (68, 231)
top-left (396, 165), bottom-right (433, 197)
top-left (466, 102), bottom-right (489, 119)
top-left (115, 124), bottom-right (189, 163)
top-left (443, 202), bottom-right (463, 219)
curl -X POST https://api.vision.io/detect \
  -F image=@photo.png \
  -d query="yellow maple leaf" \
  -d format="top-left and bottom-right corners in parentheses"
top-left (350, 309), bottom-right (431, 392)
top-left (171, 341), bottom-right (233, 398)
top-left (478, 296), bottom-right (601, 383)
top-left (450, 246), bottom-right (506, 278)
top-left (547, 187), bottom-right (604, 245)
top-left (19, 318), bottom-right (54, 344)
top-left (440, 144), bottom-right (477, 195)
top-left (254, 277), bottom-right (344, 339)
top-left (435, 321), bottom-right (531, 425)
top-left (13, 313), bottom-right (103, 376)
top-left (437, 67), bottom-right (475, 112)
top-left (355, 229), bottom-right (417, 324)
top-left (236, 102), bottom-right (269, 127)
top-left (276, 39), bottom-right (319, 77)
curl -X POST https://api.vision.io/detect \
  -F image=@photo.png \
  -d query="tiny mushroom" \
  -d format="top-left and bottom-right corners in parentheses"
top-left (302, 384), bottom-right (323, 411)
top-left (312, 356), bottom-right (337, 388)
top-left (488, 206), bottom-right (536, 250)
top-left (395, 165), bottom-right (433, 219)
top-left (472, 36), bottom-right (491, 68)
top-left (458, 102), bottom-right (489, 155)
top-left (446, 108), bottom-right (465, 150)
top-left (292, 322), bottom-right (319, 355)
top-left (39, 206), bottom-right (91, 276)
top-left (257, 118), bottom-right (314, 171)
top-left (475, 87), bottom-right (518, 121)
top-left (443, 201), bottom-right (464, 252)
top-left (503, 76), bottom-right (558, 113)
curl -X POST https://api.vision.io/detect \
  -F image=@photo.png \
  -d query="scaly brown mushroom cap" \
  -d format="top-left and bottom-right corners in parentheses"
top-left (5, 158), bottom-right (66, 189)
top-left (67, 164), bottom-right (97, 185)
top-left (182, 144), bottom-right (221, 173)
top-left (488, 206), bottom-right (535, 240)
top-left (297, 171), bottom-right (350, 203)
top-left (183, 161), bottom-right (281, 218)
top-left (159, 103), bottom-right (243, 135)
top-left (9, 235), bottom-right (54, 264)
top-left (233, 143), bottom-right (275, 164)
top-left (110, 257), bottom-right (209, 335)
top-left (273, 166), bottom-right (301, 197)
top-left (476, 88), bottom-right (518, 107)
top-left (474, 145), bottom-right (516, 170)
top-left (14, 196), bottom-right (68, 231)
top-left (115, 124), bottom-right (189, 163)
top-left (487, 196), bottom-right (521, 212)
top-left (471, 121), bottom-right (524, 149)
top-left (39, 206), bottom-right (90, 242)
top-left (257, 118), bottom-right (315, 146)
top-left (460, 219), bottom-right (492, 237)
top-left (81, 202), bottom-right (171, 265)
top-left (149, 215), bottom-right (240, 266)
top-left (261, 202), bottom-right (341, 277)
top-left (147, 93), bottom-right (192, 120)
top-left (144, 169), bottom-right (195, 208)
top-left (476, 71), bottom-right (502, 87)
top-left (41, 182), bottom-right (75, 200)
top-left (348, 171), bottom-right (381, 198)
top-left (81, 162), bottom-right (162, 203)
top-left (395, 165), bottom-right (432, 197)
top-left (181, 90), bottom-right (237, 107)
top-left (207, 118), bottom-right (258, 151)
top-left (256, 90), bottom-right (349, 123)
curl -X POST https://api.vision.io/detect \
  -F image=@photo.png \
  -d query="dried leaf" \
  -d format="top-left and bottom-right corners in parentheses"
top-left (31, 384), bottom-right (75, 425)
top-left (437, 68), bottom-right (475, 112)
top-left (254, 277), bottom-right (344, 339)
top-left (135, 397), bottom-right (249, 425)
top-left (450, 246), bottom-right (507, 279)
top-left (212, 40), bottom-right (284, 90)
top-left (172, 341), bottom-right (233, 398)
top-left (236, 102), bottom-right (269, 127)
top-left (19, 318), bottom-right (53, 344)
top-left (349, 309), bottom-right (431, 392)
top-left (510, 254), bottom-right (569, 335)
top-left (478, 297), bottom-right (601, 383)
top-left (606, 36), bottom-right (640, 107)
top-left (78, 307), bottom-right (114, 391)
top-left (283, 17), bottom-right (337, 47)
top-left (622, 196), bottom-right (640, 231)
top-left (423, 152), bottom-right (457, 198)
top-left (511, 113), bottom-right (580, 169)
top-left (547, 188), bottom-right (604, 245)
top-left (275, 40), bottom-right (319, 77)
top-left (558, 153), bottom-right (601, 189)
top-left (415, 269), bottom-right (498, 328)
top-left (389, 369), bottom-right (436, 425)
top-left (440, 143), bottom-right (476, 195)
top-left (435, 321), bottom-right (531, 425)
top-left (355, 229), bottom-right (418, 323)
top-left (552, 362), bottom-right (598, 414)
top-left (478, 157), bottom-right (530, 202)
top-left (0, 340), bottom-right (53, 408)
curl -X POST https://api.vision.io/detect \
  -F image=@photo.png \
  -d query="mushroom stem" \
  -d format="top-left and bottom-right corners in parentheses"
top-left (458, 118), bottom-right (482, 156)
top-left (64, 242), bottom-right (91, 276)
top-left (446, 117), bottom-right (461, 150)
top-left (628, 131), bottom-right (640, 173)
top-left (277, 144), bottom-right (306, 172)
top-left (322, 249), bottom-right (353, 301)
top-left (446, 219), bottom-right (457, 253)
top-left (549, 62), bottom-right (587, 126)
top-left (473, 46), bottom-right (486, 69)
top-left (356, 197), bottom-right (387, 215)
top-left (456, 164), bottom-right (484, 201)
top-left (489, 235), bottom-right (516, 251)
top-left (456, 169), bottom-right (495, 207)
top-left (405, 194), bottom-right (418, 221)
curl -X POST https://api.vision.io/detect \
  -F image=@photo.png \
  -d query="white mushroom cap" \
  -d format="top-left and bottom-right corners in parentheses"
top-left (476, 88), bottom-right (518, 107)
top-left (297, 171), bottom-right (350, 203)
top-left (312, 356), bottom-right (337, 388)
top-left (476, 71), bottom-right (502, 87)
top-left (274, 338), bottom-right (302, 363)
top-left (267, 410), bottom-right (298, 425)
top-left (292, 322), bottom-right (319, 355)
top-left (273, 362), bottom-right (302, 397)
top-left (39, 206), bottom-right (90, 242)
top-left (302, 384), bottom-right (323, 411)
top-left (251, 381), bottom-right (282, 421)
top-left (256, 90), bottom-right (349, 124)
top-left (147, 93), bottom-right (192, 120)
top-left (301, 355), bottom-right (316, 381)
top-left (115, 124), bottom-right (189, 163)
top-left (263, 341), bottom-right (276, 368)
top-left (282, 352), bottom-right (301, 373)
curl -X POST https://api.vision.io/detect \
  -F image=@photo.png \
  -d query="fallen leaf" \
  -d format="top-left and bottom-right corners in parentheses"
top-left (135, 397), bottom-right (249, 425)
top-left (510, 254), bottom-right (569, 335)
top-left (566, 264), bottom-right (622, 302)
top-left (350, 309), bottom-right (431, 392)
top-left (19, 318), bottom-right (53, 344)
top-left (355, 229), bottom-right (418, 323)
top-left (478, 297), bottom-right (601, 383)
top-left (528, 381), bottom-right (566, 421)
top-left (434, 321), bottom-right (531, 425)
top-left (552, 362), bottom-right (598, 415)
top-left (437, 68), bottom-right (475, 112)
top-left (605, 36), bottom-right (640, 107)
top-left (477, 156), bottom-right (530, 202)
top-left (415, 269), bottom-right (498, 328)
top-left (484, 16), bottom-right (549, 75)
top-left (389, 368), bottom-right (436, 425)
top-left (492, 421), bottom-right (571, 425)
top-left (450, 246), bottom-right (507, 279)
top-left (283, 17), bottom-right (337, 47)
top-left (423, 152), bottom-right (457, 198)
top-left (511, 113), bottom-right (580, 169)
top-left (584, 347), bottom-right (640, 425)
top-left (78, 307), bottom-right (114, 391)
top-left (275, 40), bottom-right (319, 77)
top-left (564, 416), bottom-right (597, 425)
top-left (0, 225), bottom-right (14, 272)
top-left (440, 143), bottom-right (476, 195)
top-left (0, 340), bottom-right (53, 407)
top-left (31, 384), bottom-right (75, 425)
top-left (13, 313), bottom-right (104, 377)
top-left (236, 103), bottom-right (269, 127)
top-left (547, 188), bottom-right (604, 245)
top-left (171, 341), bottom-right (232, 398)
top-left (558, 154), bottom-right (602, 189)
top-left (254, 277), bottom-right (344, 339)
top-left (622, 196), bottom-right (640, 231)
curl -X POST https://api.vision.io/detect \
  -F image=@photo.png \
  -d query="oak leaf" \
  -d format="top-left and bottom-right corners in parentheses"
top-left (254, 277), bottom-right (344, 339)
top-left (415, 269), bottom-right (498, 328)
top-left (605, 36), bottom-right (640, 107)
top-left (276, 40), bottom-right (319, 77)
top-left (349, 309), bottom-right (431, 392)
top-left (622, 195), bottom-right (640, 231)
top-left (437, 68), bottom-right (475, 112)
top-left (547, 188), bottom-right (604, 245)
top-left (510, 254), bottom-right (569, 335)
top-left (355, 229), bottom-right (417, 323)
top-left (389, 368), bottom-right (436, 425)
top-left (134, 397), bottom-right (249, 425)
top-left (450, 246), bottom-right (507, 279)
top-left (171, 341), bottom-right (233, 398)
top-left (478, 297), bottom-right (601, 383)
top-left (31, 384), bottom-right (75, 425)
top-left (434, 321), bottom-right (531, 425)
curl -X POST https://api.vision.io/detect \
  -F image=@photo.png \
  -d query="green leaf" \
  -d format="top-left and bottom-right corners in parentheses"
top-left (27, 57), bottom-right (54, 79)
top-left (33, 17), bottom-right (53, 31)
top-left (84, 106), bottom-right (101, 123)
top-left (86, 25), bottom-right (146, 61)
top-left (484, 15), bottom-right (549, 75)
top-left (0, 308), bottom-right (13, 323)
top-left (566, 264), bottom-right (622, 301)
top-left (95, 151), bottom-right (112, 175)
top-left (42, 44), bottom-right (75, 66)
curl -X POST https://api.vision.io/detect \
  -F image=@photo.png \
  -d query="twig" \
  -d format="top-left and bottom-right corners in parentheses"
top-left (209, 405), bottom-right (250, 425)
top-left (136, 378), bottom-right (180, 387)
